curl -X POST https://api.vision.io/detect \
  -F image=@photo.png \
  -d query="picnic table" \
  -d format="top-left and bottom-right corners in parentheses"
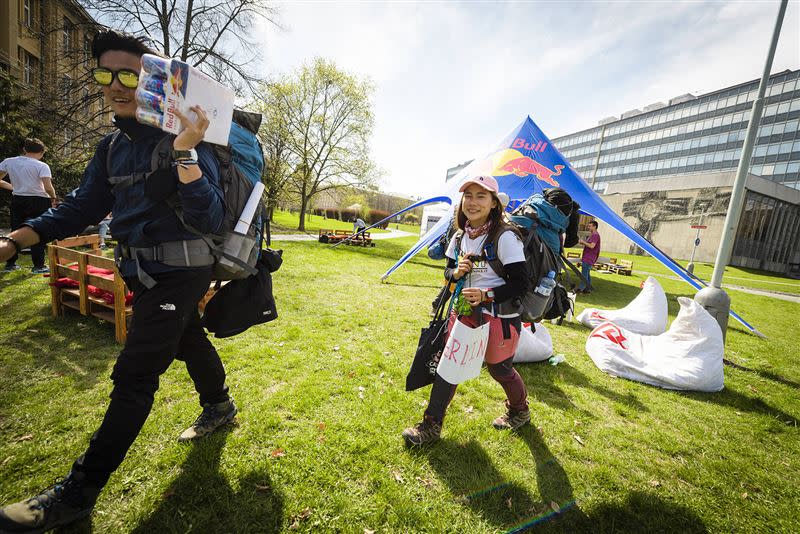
top-left (318, 229), bottom-right (375, 247)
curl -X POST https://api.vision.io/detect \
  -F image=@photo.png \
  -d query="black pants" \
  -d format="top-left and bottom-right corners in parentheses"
top-left (72, 268), bottom-right (229, 486)
top-left (8, 195), bottom-right (51, 268)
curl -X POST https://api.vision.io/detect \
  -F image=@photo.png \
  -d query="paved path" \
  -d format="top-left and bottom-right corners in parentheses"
top-left (632, 269), bottom-right (800, 304)
top-left (271, 227), bottom-right (415, 242)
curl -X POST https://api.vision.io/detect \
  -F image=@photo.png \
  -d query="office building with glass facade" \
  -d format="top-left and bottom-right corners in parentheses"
top-left (550, 69), bottom-right (800, 275)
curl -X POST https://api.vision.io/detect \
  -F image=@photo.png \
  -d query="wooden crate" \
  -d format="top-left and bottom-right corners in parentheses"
top-left (48, 235), bottom-right (132, 344)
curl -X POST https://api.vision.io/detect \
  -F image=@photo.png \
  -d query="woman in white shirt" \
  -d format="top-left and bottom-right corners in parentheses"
top-left (403, 175), bottom-right (531, 446)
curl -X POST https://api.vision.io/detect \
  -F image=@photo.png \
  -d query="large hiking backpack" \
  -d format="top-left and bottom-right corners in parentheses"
top-left (107, 109), bottom-right (266, 281)
top-left (485, 189), bottom-right (579, 322)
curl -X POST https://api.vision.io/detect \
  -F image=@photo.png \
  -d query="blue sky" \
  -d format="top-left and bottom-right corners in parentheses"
top-left (256, 1), bottom-right (800, 198)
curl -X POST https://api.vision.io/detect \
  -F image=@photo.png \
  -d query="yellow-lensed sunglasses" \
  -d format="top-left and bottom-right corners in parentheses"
top-left (91, 67), bottom-right (139, 89)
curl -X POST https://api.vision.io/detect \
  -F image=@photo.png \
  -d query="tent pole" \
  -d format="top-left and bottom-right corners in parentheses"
top-left (695, 0), bottom-right (788, 341)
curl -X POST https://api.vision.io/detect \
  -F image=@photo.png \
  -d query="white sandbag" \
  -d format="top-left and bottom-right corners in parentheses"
top-left (585, 297), bottom-right (724, 392)
top-left (513, 322), bottom-right (553, 363)
top-left (576, 276), bottom-right (668, 335)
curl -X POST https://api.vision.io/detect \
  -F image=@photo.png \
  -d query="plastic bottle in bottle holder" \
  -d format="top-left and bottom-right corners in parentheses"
top-left (535, 271), bottom-right (557, 297)
top-left (520, 271), bottom-right (557, 320)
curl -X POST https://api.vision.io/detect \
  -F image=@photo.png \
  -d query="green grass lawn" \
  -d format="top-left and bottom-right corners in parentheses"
top-left (0, 239), bottom-right (798, 533)
top-left (271, 209), bottom-right (421, 236)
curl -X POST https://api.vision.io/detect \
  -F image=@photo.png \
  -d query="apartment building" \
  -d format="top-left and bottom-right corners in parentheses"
top-left (1, 0), bottom-right (106, 154)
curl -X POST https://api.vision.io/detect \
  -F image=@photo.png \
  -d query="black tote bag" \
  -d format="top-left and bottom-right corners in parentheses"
top-left (405, 285), bottom-right (453, 391)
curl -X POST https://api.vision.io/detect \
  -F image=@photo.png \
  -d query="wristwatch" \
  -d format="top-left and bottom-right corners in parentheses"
top-left (484, 289), bottom-right (495, 303)
top-left (171, 148), bottom-right (198, 161)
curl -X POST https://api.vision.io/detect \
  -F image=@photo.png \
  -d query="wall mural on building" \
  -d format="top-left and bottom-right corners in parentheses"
top-left (621, 188), bottom-right (731, 255)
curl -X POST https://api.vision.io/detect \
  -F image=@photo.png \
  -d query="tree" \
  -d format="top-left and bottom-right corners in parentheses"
top-left (80, 0), bottom-right (280, 93)
top-left (265, 58), bottom-right (377, 231)
top-left (251, 88), bottom-right (293, 231)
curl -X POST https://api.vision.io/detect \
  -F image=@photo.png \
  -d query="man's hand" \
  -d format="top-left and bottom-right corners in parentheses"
top-left (173, 105), bottom-right (210, 151)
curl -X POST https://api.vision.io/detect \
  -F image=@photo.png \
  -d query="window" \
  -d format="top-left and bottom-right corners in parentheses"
top-left (84, 35), bottom-right (92, 63)
top-left (23, 0), bottom-right (32, 27)
top-left (61, 75), bottom-right (72, 104)
top-left (19, 48), bottom-right (36, 85)
top-left (63, 18), bottom-right (74, 51)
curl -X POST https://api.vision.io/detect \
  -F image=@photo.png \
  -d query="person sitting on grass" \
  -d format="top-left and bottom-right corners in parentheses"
top-left (402, 175), bottom-right (532, 446)
top-left (0, 29), bottom-right (237, 534)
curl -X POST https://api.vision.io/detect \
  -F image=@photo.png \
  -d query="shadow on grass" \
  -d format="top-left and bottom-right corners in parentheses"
top-left (723, 358), bottom-right (800, 390)
top-left (129, 428), bottom-right (284, 534)
top-left (510, 425), bottom-right (590, 530)
top-left (520, 362), bottom-right (648, 418)
top-left (687, 387), bottom-right (798, 426)
top-left (513, 427), bottom-right (707, 533)
top-left (417, 438), bottom-right (539, 530)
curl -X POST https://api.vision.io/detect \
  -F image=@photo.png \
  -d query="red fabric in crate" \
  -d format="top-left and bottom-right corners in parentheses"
top-left (50, 263), bottom-right (133, 305)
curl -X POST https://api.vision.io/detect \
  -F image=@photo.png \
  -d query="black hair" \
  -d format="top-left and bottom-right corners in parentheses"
top-left (23, 138), bottom-right (46, 153)
top-left (588, 220), bottom-right (599, 229)
top-left (91, 28), bottom-right (159, 61)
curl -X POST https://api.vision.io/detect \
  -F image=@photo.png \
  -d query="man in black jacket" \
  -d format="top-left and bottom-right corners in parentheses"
top-left (0, 30), bottom-right (237, 533)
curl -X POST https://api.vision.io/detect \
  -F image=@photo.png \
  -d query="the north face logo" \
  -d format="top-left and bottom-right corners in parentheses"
top-left (160, 303), bottom-right (176, 311)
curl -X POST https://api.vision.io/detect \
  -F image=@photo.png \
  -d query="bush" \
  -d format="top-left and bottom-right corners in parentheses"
top-left (368, 209), bottom-right (389, 229)
top-left (341, 208), bottom-right (359, 222)
top-left (402, 212), bottom-right (420, 225)
top-left (325, 208), bottom-right (339, 220)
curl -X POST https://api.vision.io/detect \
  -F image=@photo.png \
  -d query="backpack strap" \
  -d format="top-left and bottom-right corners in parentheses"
top-left (486, 227), bottom-right (527, 280)
top-left (106, 133), bottom-right (174, 192)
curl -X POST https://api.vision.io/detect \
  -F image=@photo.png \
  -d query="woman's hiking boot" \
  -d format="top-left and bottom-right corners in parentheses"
top-left (401, 416), bottom-right (442, 446)
top-left (178, 398), bottom-right (238, 442)
top-left (0, 471), bottom-right (100, 533)
top-left (492, 401), bottom-right (531, 430)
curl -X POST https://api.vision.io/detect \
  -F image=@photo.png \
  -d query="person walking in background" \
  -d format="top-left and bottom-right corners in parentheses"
top-left (0, 138), bottom-right (57, 273)
top-left (577, 220), bottom-right (601, 294)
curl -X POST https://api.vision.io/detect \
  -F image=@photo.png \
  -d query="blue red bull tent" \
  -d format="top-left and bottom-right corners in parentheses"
top-left (378, 116), bottom-right (761, 336)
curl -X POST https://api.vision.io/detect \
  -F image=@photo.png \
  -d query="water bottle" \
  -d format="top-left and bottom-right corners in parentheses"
top-left (548, 354), bottom-right (566, 366)
top-left (520, 271), bottom-right (557, 320)
top-left (535, 271), bottom-right (557, 297)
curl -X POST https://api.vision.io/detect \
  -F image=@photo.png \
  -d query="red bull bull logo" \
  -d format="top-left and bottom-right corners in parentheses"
top-left (499, 157), bottom-right (564, 187)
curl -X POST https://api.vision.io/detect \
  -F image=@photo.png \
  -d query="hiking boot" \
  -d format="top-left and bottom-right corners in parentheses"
top-left (178, 398), bottom-right (238, 442)
top-left (0, 471), bottom-right (100, 534)
top-left (31, 266), bottom-right (49, 274)
top-left (492, 401), bottom-right (531, 430)
top-left (3, 264), bottom-right (20, 272)
top-left (401, 416), bottom-right (442, 446)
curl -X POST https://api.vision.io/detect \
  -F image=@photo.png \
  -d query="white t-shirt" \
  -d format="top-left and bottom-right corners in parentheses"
top-left (0, 156), bottom-right (52, 198)
top-left (445, 230), bottom-right (525, 291)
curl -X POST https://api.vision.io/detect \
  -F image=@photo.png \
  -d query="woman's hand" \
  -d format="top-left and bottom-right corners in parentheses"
top-left (461, 287), bottom-right (484, 307)
top-left (453, 257), bottom-right (473, 279)
top-left (173, 105), bottom-right (209, 151)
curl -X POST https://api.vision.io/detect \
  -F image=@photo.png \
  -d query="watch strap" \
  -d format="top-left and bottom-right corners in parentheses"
top-left (171, 148), bottom-right (197, 161)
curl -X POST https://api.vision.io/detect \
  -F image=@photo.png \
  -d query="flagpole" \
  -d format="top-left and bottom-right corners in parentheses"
top-left (694, 0), bottom-right (788, 341)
